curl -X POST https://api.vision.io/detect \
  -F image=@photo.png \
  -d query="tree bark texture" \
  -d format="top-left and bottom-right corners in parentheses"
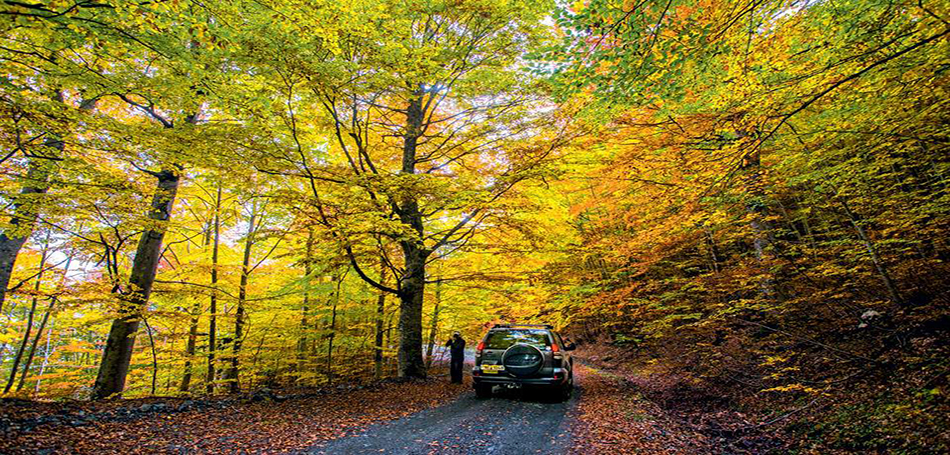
top-left (91, 169), bottom-right (180, 399)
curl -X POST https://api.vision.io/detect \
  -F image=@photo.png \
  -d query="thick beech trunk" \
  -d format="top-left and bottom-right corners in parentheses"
top-left (0, 95), bottom-right (95, 313)
top-left (0, 144), bottom-right (60, 314)
top-left (397, 246), bottom-right (427, 378)
top-left (395, 91), bottom-right (429, 379)
top-left (91, 169), bottom-right (180, 399)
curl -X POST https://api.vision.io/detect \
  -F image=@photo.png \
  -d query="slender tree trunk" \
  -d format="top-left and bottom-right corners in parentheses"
top-left (775, 198), bottom-right (806, 243)
top-left (326, 275), bottom-right (341, 386)
top-left (373, 260), bottom-right (387, 380)
top-left (741, 152), bottom-right (775, 297)
top-left (4, 237), bottom-right (49, 394)
top-left (702, 223), bottom-right (720, 274)
top-left (180, 220), bottom-right (212, 393)
top-left (797, 195), bottom-right (819, 254)
top-left (92, 169), bottom-right (180, 399)
top-left (18, 253), bottom-right (70, 392)
top-left (296, 228), bottom-right (313, 375)
top-left (180, 297), bottom-right (201, 393)
top-left (34, 316), bottom-right (54, 393)
top-left (206, 186), bottom-right (221, 395)
top-left (225, 203), bottom-right (256, 393)
top-left (143, 317), bottom-right (157, 395)
top-left (16, 298), bottom-right (54, 392)
top-left (425, 279), bottom-right (442, 370)
top-left (839, 198), bottom-right (904, 306)
top-left (386, 310), bottom-right (396, 375)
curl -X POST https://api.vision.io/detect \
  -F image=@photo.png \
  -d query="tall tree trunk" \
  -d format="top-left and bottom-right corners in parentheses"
top-left (91, 169), bottom-right (180, 399)
top-left (395, 91), bottom-right (429, 379)
top-left (296, 228), bottom-right (313, 376)
top-left (425, 278), bottom-right (442, 370)
top-left (180, 299), bottom-right (201, 393)
top-left (17, 253), bottom-right (71, 392)
top-left (143, 317), bottom-right (158, 395)
top-left (839, 198), bottom-right (904, 306)
top-left (702, 223), bottom-right (721, 274)
top-left (225, 203), bottom-right (256, 393)
top-left (397, 246), bottom-right (427, 378)
top-left (206, 186), bottom-right (221, 395)
top-left (4, 236), bottom-right (49, 394)
top-left (34, 316), bottom-right (54, 393)
top-left (386, 309), bottom-right (396, 375)
top-left (326, 275), bottom-right (341, 386)
top-left (0, 149), bottom-right (61, 315)
top-left (0, 95), bottom-right (95, 313)
top-left (16, 298), bottom-right (54, 392)
top-left (373, 259), bottom-right (387, 380)
top-left (180, 219), bottom-right (212, 393)
top-left (741, 151), bottom-right (775, 298)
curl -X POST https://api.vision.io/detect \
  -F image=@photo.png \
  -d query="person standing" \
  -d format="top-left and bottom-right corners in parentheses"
top-left (445, 332), bottom-right (466, 383)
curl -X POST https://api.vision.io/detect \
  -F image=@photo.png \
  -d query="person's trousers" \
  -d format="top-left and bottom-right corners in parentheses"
top-left (450, 355), bottom-right (463, 383)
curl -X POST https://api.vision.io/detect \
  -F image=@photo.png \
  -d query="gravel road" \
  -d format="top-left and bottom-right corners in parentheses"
top-left (310, 385), bottom-right (580, 455)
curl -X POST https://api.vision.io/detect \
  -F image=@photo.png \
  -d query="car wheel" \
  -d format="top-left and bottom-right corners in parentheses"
top-left (559, 374), bottom-right (574, 401)
top-left (474, 383), bottom-right (493, 398)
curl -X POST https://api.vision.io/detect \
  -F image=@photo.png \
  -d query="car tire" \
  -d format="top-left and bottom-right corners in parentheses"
top-left (559, 374), bottom-right (574, 402)
top-left (474, 383), bottom-right (492, 399)
top-left (502, 344), bottom-right (544, 377)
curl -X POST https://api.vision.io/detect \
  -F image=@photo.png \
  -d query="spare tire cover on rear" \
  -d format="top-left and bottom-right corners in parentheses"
top-left (502, 343), bottom-right (544, 377)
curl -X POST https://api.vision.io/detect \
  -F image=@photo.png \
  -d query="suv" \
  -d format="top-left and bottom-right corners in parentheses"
top-left (472, 324), bottom-right (576, 400)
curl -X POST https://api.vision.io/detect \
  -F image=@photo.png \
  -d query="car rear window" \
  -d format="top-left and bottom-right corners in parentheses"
top-left (483, 329), bottom-right (551, 349)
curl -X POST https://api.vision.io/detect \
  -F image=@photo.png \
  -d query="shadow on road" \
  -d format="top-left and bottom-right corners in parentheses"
top-left (483, 384), bottom-right (577, 404)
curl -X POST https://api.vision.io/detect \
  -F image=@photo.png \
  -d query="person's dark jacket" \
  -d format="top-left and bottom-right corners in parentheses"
top-left (446, 336), bottom-right (465, 355)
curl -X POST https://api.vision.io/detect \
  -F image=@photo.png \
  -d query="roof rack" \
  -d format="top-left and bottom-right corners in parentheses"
top-left (491, 323), bottom-right (554, 330)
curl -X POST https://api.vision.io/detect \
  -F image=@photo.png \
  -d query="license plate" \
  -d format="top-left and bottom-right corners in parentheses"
top-left (482, 364), bottom-right (504, 374)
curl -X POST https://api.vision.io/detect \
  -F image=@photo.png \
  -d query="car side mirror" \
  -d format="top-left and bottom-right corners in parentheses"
top-left (565, 342), bottom-right (576, 351)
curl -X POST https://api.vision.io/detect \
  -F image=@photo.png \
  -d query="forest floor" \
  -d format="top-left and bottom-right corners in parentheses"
top-left (3, 337), bottom-right (791, 455)
top-left (575, 345), bottom-right (788, 454)
top-left (0, 378), bottom-right (469, 454)
top-left (1, 363), bottom-right (728, 454)
top-left (314, 365), bottom-right (716, 455)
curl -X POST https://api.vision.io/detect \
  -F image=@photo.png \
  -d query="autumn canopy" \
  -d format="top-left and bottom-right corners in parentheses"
top-left (1, 0), bottom-right (948, 451)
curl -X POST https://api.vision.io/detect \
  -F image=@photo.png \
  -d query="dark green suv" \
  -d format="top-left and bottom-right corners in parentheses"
top-left (472, 324), bottom-right (576, 400)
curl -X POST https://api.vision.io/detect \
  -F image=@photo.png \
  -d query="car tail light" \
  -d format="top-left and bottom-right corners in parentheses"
top-left (476, 341), bottom-right (485, 353)
top-left (550, 343), bottom-right (559, 353)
